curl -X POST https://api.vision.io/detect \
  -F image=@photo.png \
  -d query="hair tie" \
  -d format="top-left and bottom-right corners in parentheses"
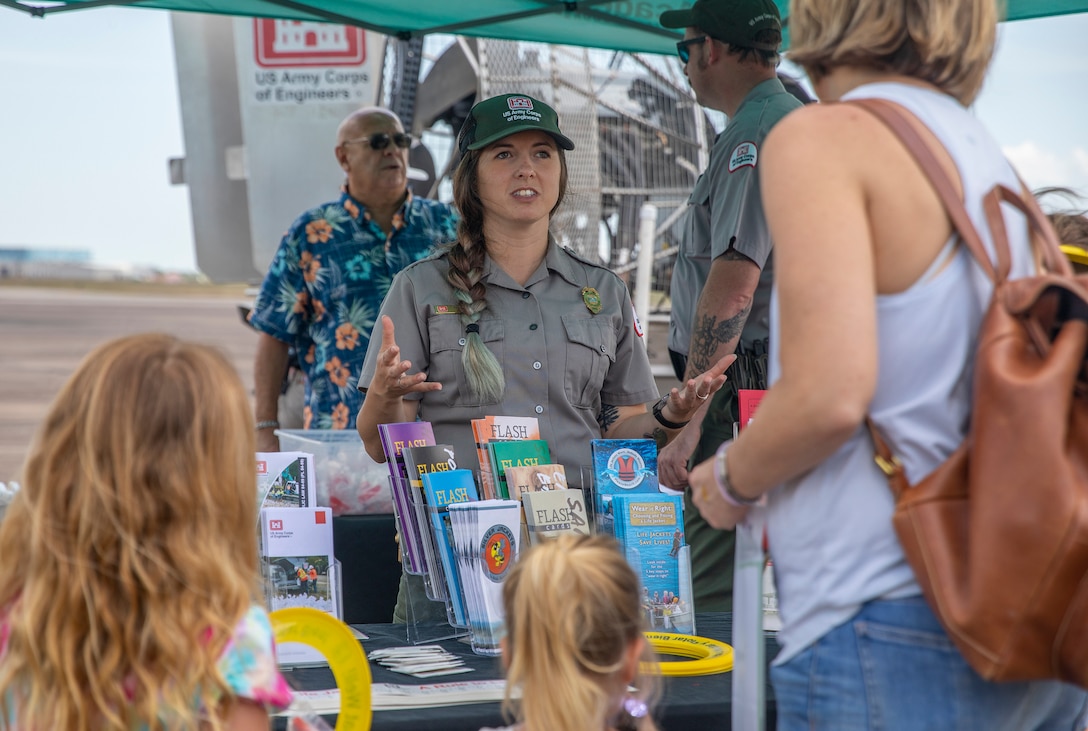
top-left (465, 323), bottom-right (480, 334)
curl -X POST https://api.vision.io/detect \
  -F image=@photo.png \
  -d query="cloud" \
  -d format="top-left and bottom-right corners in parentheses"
top-left (1003, 141), bottom-right (1088, 198)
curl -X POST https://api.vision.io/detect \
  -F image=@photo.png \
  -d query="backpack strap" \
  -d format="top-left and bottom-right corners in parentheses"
top-left (847, 98), bottom-right (1076, 493)
top-left (846, 97), bottom-right (1007, 285)
top-left (847, 97), bottom-right (1002, 492)
top-left (993, 183), bottom-right (1072, 276)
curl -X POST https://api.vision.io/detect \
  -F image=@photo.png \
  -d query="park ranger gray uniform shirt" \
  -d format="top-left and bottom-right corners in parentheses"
top-left (668, 77), bottom-right (803, 357)
top-left (358, 239), bottom-right (659, 479)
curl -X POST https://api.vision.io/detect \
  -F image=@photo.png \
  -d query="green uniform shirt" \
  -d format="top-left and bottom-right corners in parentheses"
top-left (359, 239), bottom-right (659, 479)
top-left (668, 77), bottom-right (803, 356)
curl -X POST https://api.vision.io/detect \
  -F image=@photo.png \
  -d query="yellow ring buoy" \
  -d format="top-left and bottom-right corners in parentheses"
top-left (643, 632), bottom-right (734, 676)
top-left (269, 607), bottom-right (372, 730)
top-left (1061, 244), bottom-right (1088, 267)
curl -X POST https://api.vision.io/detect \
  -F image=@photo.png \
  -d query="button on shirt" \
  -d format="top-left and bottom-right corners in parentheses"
top-left (250, 188), bottom-right (458, 430)
top-left (358, 241), bottom-right (659, 477)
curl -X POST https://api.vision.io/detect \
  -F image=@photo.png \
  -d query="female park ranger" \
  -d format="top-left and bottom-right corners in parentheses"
top-left (357, 93), bottom-right (732, 621)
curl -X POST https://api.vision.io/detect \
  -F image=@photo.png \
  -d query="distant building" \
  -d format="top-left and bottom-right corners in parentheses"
top-left (0, 247), bottom-right (127, 281)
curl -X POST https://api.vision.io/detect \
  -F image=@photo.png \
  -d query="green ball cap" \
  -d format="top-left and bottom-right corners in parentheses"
top-left (457, 93), bottom-right (576, 154)
top-left (660, 0), bottom-right (781, 52)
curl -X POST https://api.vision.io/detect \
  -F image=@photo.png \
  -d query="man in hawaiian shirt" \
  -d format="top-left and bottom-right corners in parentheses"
top-left (250, 107), bottom-right (459, 450)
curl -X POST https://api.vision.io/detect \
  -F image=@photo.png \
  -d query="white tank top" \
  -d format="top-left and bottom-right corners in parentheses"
top-left (766, 82), bottom-right (1036, 663)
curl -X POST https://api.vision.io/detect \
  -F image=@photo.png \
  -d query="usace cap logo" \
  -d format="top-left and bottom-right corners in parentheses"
top-left (507, 96), bottom-right (534, 111)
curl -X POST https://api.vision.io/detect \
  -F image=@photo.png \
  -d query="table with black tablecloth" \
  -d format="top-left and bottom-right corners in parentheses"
top-left (277, 613), bottom-right (778, 730)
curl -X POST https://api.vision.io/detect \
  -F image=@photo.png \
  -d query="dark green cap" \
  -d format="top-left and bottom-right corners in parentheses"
top-left (457, 93), bottom-right (575, 154)
top-left (660, 0), bottom-right (782, 52)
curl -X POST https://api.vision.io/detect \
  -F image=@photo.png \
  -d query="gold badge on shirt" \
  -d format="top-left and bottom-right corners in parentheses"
top-left (581, 287), bottom-right (602, 314)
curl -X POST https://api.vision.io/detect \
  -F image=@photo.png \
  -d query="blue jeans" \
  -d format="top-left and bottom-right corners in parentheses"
top-left (770, 596), bottom-right (1088, 731)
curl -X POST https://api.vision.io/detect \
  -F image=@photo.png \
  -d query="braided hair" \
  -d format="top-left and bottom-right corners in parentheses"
top-left (448, 142), bottom-right (570, 401)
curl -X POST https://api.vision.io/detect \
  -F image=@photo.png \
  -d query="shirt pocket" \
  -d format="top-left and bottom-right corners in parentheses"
top-left (562, 315), bottom-right (616, 409)
top-left (427, 316), bottom-right (505, 407)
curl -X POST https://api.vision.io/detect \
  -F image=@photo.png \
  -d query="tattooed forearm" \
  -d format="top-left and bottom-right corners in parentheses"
top-left (686, 304), bottom-right (751, 376)
top-left (597, 402), bottom-right (620, 432)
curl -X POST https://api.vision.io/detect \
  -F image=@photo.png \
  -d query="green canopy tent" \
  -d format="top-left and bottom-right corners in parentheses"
top-left (2, 0), bottom-right (1086, 54)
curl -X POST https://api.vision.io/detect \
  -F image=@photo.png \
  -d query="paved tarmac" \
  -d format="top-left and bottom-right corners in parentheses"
top-left (0, 284), bottom-right (679, 483)
top-left (0, 285), bottom-right (258, 482)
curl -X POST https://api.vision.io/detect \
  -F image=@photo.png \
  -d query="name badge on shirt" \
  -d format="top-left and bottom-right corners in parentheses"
top-left (432, 305), bottom-right (460, 315)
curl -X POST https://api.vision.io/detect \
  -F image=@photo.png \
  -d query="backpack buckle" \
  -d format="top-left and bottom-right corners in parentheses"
top-left (874, 454), bottom-right (903, 477)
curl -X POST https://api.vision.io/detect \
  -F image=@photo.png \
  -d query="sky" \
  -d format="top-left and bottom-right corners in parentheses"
top-left (0, 7), bottom-right (1086, 274)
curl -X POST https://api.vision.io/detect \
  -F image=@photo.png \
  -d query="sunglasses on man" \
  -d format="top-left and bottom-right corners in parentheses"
top-left (342, 132), bottom-right (413, 151)
top-left (676, 35), bottom-right (708, 64)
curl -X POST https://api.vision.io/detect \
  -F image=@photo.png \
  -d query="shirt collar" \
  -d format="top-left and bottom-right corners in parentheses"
top-left (339, 185), bottom-right (413, 228)
top-left (543, 237), bottom-right (587, 288)
top-left (737, 77), bottom-right (789, 112)
top-left (480, 236), bottom-right (583, 290)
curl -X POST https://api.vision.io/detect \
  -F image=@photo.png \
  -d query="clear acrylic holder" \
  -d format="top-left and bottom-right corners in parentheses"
top-left (584, 463), bottom-right (698, 635)
top-left (261, 557), bottom-right (346, 669)
top-left (399, 568), bottom-right (469, 645)
top-left (621, 539), bottom-right (697, 635)
top-left (388, 474), bottom-right (429, 577)
top-left (448, 499), bottom-right (521, 656)
top-left (406, 484), bottom-right (468, 627)
top-left (396, 474), bottom-right (482, 646)
top-left (392, 475), bottom-right (449, 603)
top-left (577, 465), bottom-right (613, 536)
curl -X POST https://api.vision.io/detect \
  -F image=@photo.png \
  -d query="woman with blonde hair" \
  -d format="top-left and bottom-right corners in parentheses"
top-left (687, 0), bottom-right (1088, 727)
top-left (0, 334), bottom-right (291, 729)
top-left (482, 534), bottom-right (658, 731)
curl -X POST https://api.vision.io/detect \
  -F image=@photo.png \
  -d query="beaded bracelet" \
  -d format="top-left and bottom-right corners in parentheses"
top-left (714, 441), bottom-right (762, 507)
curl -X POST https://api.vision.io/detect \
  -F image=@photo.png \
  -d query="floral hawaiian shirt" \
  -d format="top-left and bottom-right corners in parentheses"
top-left (250, 187), bottom-right (458, 430)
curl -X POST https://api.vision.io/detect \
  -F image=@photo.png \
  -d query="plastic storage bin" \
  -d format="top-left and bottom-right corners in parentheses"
top-left (276, 429), bottom-right (393, 515)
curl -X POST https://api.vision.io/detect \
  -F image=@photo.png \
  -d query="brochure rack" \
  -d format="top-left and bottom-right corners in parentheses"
top-left (406, 481), bottom-right (469, 630)
top-left (398, 571), bottom-right (469, 646)
top-left (389, 475), bottom-right (430, 579)
top-left (393, 480), bottom-right (472, 646)
top-left (626, 544), bottom-right (696, 634)
top-left (390, 475), bottom-right (444, 601)
top-left (259, 555), bottom-right (345, 669)
top-left (584, 467), bottom-right (697, 636)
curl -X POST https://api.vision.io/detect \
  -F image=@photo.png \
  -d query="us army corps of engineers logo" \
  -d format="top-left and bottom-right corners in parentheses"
top-left (482, 524), bottom-right (516, 583)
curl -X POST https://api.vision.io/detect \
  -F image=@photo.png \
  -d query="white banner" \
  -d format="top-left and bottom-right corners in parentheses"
top-left (233, 19), bottom-right (384, 270)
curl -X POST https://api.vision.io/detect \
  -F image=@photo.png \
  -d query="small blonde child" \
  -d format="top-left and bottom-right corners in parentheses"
top-left (0, 333), bottom-right (291, 730)
top-left (483, 534), bottom-right (659, 731)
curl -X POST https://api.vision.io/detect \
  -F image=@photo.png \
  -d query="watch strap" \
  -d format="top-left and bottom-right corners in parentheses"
top-left (652, 395), bottom-right (689, 430)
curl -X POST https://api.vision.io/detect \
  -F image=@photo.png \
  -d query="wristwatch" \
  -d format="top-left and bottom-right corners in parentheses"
top-left (714, 441), bottom-right (762, 507)
top-left (652, 394), bottom-right (689, 430)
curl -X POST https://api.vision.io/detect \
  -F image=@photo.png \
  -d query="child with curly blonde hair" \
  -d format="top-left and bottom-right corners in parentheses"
top-left (0, 333), bottom-right (291, 730)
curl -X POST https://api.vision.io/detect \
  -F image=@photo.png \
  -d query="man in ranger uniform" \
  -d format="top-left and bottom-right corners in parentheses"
top-left (658, 0), bottom-right (803, 612)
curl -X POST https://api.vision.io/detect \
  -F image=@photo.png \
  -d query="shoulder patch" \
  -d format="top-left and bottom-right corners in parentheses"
top-left (632, 303), bottom-right (644, 338)
top-left (728, 142), bottom-right (758, 172)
